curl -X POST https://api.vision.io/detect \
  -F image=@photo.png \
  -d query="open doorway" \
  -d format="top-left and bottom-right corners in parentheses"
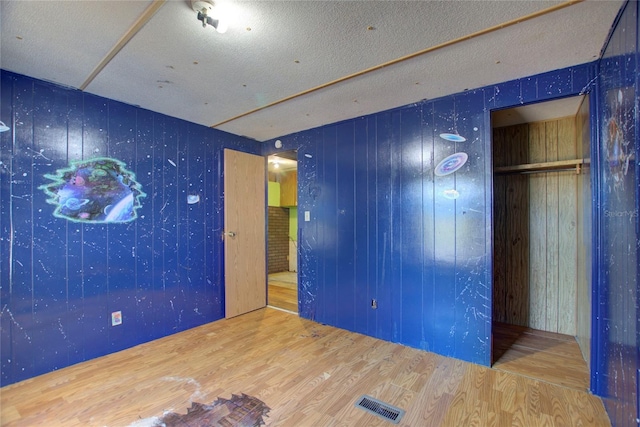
top-left (267, 151), bottom-right (298, 313)
top-left (490, 95), bottom-right (593, 391)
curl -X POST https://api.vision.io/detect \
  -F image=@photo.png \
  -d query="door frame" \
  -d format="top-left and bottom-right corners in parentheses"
top-left (488, 95), bottom-right (594, 376)
top-left (266, 150), bottom-right (299, 314)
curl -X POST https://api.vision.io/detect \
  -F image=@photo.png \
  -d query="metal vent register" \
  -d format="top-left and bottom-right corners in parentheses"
top-left (355, 395), bottom-right (405, 424)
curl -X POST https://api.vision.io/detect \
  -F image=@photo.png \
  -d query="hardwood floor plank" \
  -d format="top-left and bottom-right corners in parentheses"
top-left (268, 284), bottom-right (298, 312)
top-left (392, 351), bottom-right (438, 393)
top-left (492, 322), bottom-right (590, 391)
top-left (403, 357), bottom-right (461, 426)
top-left (509, 335), bottom-right (583, 358)
top-left (268, 272), bottom-right (298, 313)
top-left (493, 347), bottom-right (589, 390)
top-left (1, 309), bottom-right (609, 426)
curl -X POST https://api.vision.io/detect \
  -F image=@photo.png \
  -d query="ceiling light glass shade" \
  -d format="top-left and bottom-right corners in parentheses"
top-left (0, 121), bottom-right (10, 132)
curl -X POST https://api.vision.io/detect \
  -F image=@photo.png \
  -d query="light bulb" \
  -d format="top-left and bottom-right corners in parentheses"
top-left (273, 161), bottom-right (280, 169)
top-left (215, 20), bottom-right (228, 33)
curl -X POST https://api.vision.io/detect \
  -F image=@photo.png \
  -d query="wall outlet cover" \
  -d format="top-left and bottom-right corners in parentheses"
top-left (111, 311), bottom-right (122, 326)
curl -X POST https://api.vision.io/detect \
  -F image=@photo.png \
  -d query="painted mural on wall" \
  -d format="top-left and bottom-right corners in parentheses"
top-left (39, 157), bottom-right (145, 223)
top-left (434, 152), bottom-right (468, 176)
top-left (436, 132), bottom-right (468, 200)
top-left (604, 88), bottom-right (635, 195)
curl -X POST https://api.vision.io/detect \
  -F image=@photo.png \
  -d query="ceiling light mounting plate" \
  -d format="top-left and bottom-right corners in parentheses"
top-left (191, 0), bottom-right (214, 14)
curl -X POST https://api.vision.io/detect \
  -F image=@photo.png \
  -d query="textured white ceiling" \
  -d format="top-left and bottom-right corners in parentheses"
top-left (0, 0), bottom-right (623, 142)
top-left (0, 1), bottom-right (152, 88)
top-left (268, 154), bottom-right (297, 173)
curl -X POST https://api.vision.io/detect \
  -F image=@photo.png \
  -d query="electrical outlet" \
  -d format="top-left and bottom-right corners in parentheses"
top-left (111, 311), bottom-right (122, 326)
top-left (371, 299), bottom-right (377, 309)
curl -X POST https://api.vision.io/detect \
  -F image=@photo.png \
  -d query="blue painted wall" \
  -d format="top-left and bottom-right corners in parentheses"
top-left (264, 63), bottom-right (596, 366)
top-left (0, 70), bottom-right (260, 386)
top-left (592, 1), bottom-right (640, 425)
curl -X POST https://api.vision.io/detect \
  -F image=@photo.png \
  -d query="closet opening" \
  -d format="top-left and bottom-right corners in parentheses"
top-left (267, 151), bottom-right (299, 314)
top-left (490, 95), bottom-right (593, 391)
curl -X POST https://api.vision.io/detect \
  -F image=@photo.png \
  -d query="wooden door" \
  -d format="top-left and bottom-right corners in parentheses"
top-left (224, 149), bottom-right (266, 318)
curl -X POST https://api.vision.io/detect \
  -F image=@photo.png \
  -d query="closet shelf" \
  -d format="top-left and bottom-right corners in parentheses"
top-left (494, 158), bottom-right (588, 175)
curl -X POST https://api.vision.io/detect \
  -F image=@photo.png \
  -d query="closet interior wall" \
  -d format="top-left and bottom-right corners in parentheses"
top-left (493, 116), bottom-right (581, 336)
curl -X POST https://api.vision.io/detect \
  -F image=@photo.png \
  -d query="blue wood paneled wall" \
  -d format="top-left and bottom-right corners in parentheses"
top-left (593, 1), bottom-right (640, 425)
top-left (0, 70), bottom-right (260, 386)
top-left (264, 63), bottom-right (596, 367)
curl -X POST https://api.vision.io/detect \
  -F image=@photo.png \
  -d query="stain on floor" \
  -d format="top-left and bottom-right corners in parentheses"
top-left (137, 393), bottom-right (270, 427)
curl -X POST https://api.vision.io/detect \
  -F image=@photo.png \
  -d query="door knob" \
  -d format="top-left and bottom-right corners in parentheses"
top-left (224, 231), bottom-right (236, 238)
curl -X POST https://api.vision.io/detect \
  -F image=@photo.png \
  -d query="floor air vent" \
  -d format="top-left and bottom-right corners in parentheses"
top-left (355, 395), bottom-right (405, 424)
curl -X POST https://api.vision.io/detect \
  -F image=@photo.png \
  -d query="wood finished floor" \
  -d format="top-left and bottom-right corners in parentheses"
top-left (1, 309), bottom-right (609, 426)
top-left (268, 272), bottom-right (298, 313)
top-left (492, 322), bottom-right (590, 391)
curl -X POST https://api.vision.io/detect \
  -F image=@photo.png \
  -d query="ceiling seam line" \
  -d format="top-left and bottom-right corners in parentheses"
top-left (79, 0), bottom-right (167, 91)
top-left (210, 0), bottom-right (584, 129)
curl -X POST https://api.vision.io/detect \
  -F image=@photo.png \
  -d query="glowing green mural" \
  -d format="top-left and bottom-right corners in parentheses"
top-left (39, 157), bottom-right (146, 223)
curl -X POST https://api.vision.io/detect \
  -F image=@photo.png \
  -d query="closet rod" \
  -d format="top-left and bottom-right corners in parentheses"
top-left (494, 159), bottom-right (588, 175)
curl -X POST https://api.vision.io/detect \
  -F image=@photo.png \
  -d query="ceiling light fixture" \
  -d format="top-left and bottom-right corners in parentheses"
top-left (191, 0), bottom-right (227, 33)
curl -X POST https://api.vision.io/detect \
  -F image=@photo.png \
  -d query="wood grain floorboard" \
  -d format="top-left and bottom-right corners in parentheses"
top-left (492, 322), bottom-right (590, 391)
top-left (1, 309), bottom-right (609, 426)
top-left (268, 272), bottom-right (298, 313)
top-left (268, 284), bottom-right (298, 313)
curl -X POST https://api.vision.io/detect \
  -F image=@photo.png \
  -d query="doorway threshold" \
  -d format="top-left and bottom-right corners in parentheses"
top-left (267, 305), bottom-right (298, 315)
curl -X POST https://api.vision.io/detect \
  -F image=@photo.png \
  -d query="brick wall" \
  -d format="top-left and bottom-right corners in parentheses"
top-left (268, 206), bottom-right (290, 273)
